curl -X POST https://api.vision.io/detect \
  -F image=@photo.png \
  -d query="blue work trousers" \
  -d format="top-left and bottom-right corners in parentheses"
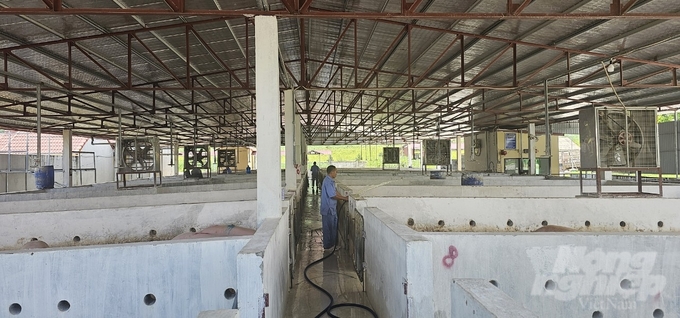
top-left (321, 213), bottom-right (338, 249)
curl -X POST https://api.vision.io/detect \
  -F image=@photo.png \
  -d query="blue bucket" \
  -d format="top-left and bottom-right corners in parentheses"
top-left (35, 165), bottom-right (55, 189)
top-left (461, 173), bottom-right (483, 186)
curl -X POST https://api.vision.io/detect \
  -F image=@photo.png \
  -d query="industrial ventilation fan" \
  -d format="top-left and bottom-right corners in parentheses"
top-left (579, 106), bottom-right (659, 168)
top-left (217, 149), bottom-right (236, 167)
top-left (118, 137), bottom-right (159, 173)
top-left (184, 145), bottom-right (210, 169)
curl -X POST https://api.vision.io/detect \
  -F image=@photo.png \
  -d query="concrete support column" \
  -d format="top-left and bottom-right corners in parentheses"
top-left (407, 143), bottom-right (412, 168)
top-left (284, 89), bottom-right (296, 190)
top-left (300, 129), bottom-right (307, 167)
top-left (173, 144), bottom-right (180, 176)
top-left (62, 129), bottom-right (72, 187)
top-left (528, 123), bottom-right (536, 175)
top-left (255, 16), bottom-right (282, 226)
top-left (456, 135), bottom-right (462, 171)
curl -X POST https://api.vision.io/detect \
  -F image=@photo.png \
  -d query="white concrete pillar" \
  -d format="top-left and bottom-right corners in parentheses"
top-left (255, 16), bottom-right (282, 226)
top-left (284, 89), bottom-right (296, 190)
top-left (456, 135), bottom-right (462, 171)
top-left (299, 127), bottom-right (307, 166)
top-left (62, 129), bottom-right (72, 187)
top-left (173, 144), bottom-right (179, 176)
top-left (528, 123), bottom-right (536, 175)
top-left (407, 143), bottom-right (412, 168)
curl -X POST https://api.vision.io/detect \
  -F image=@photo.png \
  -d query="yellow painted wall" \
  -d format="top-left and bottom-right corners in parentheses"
top-left (496, 131), bottom-right (560, 175)
top-left (464, 131), bottom-right (560, 174)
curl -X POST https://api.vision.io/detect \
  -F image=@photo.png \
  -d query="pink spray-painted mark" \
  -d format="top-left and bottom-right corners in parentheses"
top-left (442, 245), bottom-right (459, 269)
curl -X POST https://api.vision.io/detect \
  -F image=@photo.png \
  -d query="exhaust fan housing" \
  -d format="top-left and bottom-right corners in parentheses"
top-left (579, 106), bottom-right (659, 169)
top-left (117, 137), bottom-right (160, 173)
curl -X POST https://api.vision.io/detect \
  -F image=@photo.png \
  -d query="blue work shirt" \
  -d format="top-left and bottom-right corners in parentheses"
top-left (320, 176), bottom-right (337, 216)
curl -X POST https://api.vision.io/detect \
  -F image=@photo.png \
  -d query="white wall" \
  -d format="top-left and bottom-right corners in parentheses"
top-left (364, 197), bottom-right (680, 232)
top-left (0, 200), bottom-right (257, 250)
top-left (363, 207), bottom-right (434, 318)
top-left (237, 203), bottom-right (290, 318)
top-left (427, 233), bottom-right (678, 318)
top-left (0, 238), bottom-right (249, 318)
top-left (361, 199), bottom-right (680, 318)
top-left (78, 141), bottom-right (115, 185)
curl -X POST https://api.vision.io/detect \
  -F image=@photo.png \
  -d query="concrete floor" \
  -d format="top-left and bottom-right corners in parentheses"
top-left (284, 186), bottom-right (375, 318)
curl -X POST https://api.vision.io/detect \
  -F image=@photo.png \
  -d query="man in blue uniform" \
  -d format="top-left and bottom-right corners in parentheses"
top-left (320, 165), bottom-right (348, 250)
top-left (310, 161), bottom-right (320, 194)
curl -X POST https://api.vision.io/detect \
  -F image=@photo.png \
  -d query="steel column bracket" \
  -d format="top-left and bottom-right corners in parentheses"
top-left (163, 0), bottom-right (185, 13)
top-left (41, 0), bottom-right (62, 11)
top-left (401, 0), bottom-right (423, 13)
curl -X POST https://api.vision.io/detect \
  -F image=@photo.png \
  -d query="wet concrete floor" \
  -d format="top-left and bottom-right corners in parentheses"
top-left (283, 185), bottom-right (376, 317)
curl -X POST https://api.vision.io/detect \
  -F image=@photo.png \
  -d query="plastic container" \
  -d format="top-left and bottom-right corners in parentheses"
top-left (35, 165), bottom-right (55, 189)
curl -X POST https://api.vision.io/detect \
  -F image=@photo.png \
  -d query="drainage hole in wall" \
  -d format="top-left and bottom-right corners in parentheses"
top-left (144, 294), bottom-right (156, 306)
top-left (541, 220), bottom-right (548, 226)
top-left (224, 288), bottom-right (236, 300)
top-left (149, 230), bottom-right (157, 237)
top-left (658, 221), bottom-right (664, 228)
top-left (585, 220), bottom-right (591, 227)
top-left (407, 218), bottom-right (414, 226)
top-left (9, 303), bottom-right (21, 315)
top-left (57, 300), bottom-right (70, 312)
top-left (73, 236), bottom-right (81, 243)
top-left (190, 227), bottom-right (197, 233)
top-left (620, 221), bottom-right (626, 228)
top-left (544, 280), bottom-right (556, 291)
top-left (489, 280), bottom-right (499, 288)
top-left (469, 220), bottom-right (476, 227)
top-left (438, 220), bottom-right (445, 227)
top-left (620, 279), bottom-right (632, 290)
top-left (653, 309), bottom-right (664, 318)
top-left (507, 219), bottom-right (514, 227)
top-left (592, 311), bottom-right (603, 318)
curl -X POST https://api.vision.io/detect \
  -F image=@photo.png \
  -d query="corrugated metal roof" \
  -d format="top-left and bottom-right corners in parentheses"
top-left (0, 0), bottom-right (679, 145)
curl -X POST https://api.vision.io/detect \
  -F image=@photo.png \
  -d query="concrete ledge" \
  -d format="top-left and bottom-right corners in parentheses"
top-left (198, 309), bottom-right (239, 318)
top-left (0, 189), bottom-right (256, 214)
top-left (451, 279), bottom-right (538, 318)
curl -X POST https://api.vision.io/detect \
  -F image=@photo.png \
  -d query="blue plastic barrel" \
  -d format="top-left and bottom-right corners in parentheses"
top-left (461, 173), bottom-right (483, 186)
top-left (35, 165), bottom-right (55, 189)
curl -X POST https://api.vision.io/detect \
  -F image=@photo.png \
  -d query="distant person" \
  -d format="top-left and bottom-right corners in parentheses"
top-left (246, 165), bottom-right (252, 174)
top-left (320, 165), bottom-right (348, 250)
top-left (310, 161), bottom-right (320, 194)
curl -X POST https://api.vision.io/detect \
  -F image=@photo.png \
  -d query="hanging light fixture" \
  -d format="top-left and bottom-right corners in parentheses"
top-left (606, 58), bottom-right (618, 73)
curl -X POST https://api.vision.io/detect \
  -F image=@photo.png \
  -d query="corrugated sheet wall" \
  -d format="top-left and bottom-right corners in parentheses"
top-left (658, 121), bottom-right (680, 175)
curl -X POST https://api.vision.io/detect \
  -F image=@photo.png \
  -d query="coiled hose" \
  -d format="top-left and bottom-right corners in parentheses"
top-left (303, 201), bottom-right (379, 318)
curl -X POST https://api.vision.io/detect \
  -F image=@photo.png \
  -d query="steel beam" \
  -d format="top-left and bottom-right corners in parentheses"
top-left (163, 0), bottom-right (185, 13)
top-left (0, 7), bottom-right (679, 20)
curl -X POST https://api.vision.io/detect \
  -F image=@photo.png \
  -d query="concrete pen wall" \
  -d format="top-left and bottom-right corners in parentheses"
top-left (0, 238), bottom-right (249, 318)
top-left (362, 207), bottom-right (434, 318)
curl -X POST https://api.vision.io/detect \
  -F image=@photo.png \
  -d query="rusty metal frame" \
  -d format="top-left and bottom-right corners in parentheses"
top-left (2, 1), bottom-right (680, 146)
top-left (2, 5), bottom-right (680, 20)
